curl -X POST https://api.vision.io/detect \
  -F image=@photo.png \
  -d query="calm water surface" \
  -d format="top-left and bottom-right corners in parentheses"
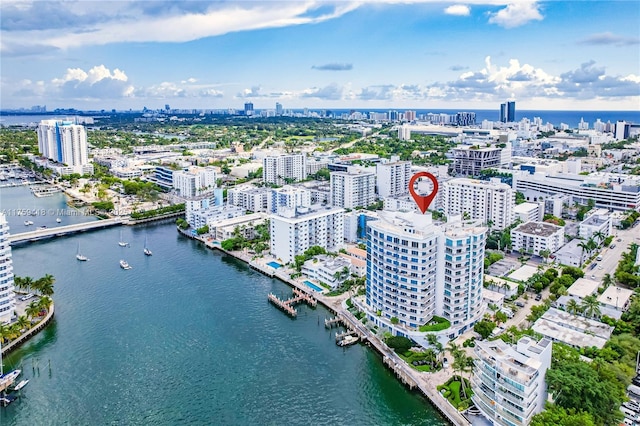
top-left (1, 188), bottom-right (447, 425)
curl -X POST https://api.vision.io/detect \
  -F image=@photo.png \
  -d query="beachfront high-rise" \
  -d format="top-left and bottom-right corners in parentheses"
top-left (442, 178), bottom-right (515, 230)
top-left (500, 101), bottom-right (516, 123)
top-left (365, 211), bottom-right (486, 336)
top-left (37, 119), bottom-right (91, 174)
top-left (0, 213), bottom-right (16, 324)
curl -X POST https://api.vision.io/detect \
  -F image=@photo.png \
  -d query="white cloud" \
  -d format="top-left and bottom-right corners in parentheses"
top-left (444, 5), bottom-right (470, 16)
top-left (51, 65), bottom-right (134, 99)
top-left (488, 2), bottom-right (543, 28)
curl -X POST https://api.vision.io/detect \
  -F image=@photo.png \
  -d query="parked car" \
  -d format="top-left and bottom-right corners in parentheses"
top-left (20, 293), bottom-right (34, 301)
top-left (443, 358), bottom-right (449, 369)
top-left (515, 301), bottom-right (525, 308)
top-left (535, 294), bottom-right (542, 301)
top-left (618, 238), bottom-right (623, 242)
top-left (610, 244), bottom-right (617, 249)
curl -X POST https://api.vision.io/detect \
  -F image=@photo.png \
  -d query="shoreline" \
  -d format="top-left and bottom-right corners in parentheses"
top-left (177, 228), bottom-right (470, 426)
top-left (1, 303), bottom-right (55, 356)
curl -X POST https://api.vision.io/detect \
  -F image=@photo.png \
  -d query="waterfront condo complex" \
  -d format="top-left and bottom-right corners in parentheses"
top-left (36, 119), bottom-right (93, 175)
top-left (0, 213), bottom-right (16, 324)
top-left (365, 211), bottom-right (486, 337)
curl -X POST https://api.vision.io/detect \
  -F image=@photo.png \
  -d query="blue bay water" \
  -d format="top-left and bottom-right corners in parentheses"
top-left (0, 187), bottom-right (446, 425)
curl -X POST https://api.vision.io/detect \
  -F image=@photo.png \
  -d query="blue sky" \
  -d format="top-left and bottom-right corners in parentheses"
top-left (1, 1), bottom-right (639, 111)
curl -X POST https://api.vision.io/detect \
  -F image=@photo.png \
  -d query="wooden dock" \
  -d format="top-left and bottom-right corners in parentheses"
top-left (324, 316), bottom-right (343, 328)
top-left (268, 288), bottom-right (317, 317)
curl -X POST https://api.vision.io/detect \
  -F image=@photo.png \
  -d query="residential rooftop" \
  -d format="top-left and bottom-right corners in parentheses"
top-left (513, 221), bottom-right (562, 237)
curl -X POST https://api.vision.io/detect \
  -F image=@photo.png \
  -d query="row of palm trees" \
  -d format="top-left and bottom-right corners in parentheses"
top-left (566, 294), bottom-right (601, 319)
top-left (447, 342), bottom-right (475, 401)
top-left (13, 274), bottom-right (55, 297)
top-left (0, 296), bottom-right (53, 343)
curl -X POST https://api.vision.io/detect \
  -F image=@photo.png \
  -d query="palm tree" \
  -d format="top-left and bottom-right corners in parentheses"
top-left (566, 299), bottom-right (580, 316)
top-left (602, 273), bottom-right (613, 288)
top-left (0, 323), bottom-right (9, 343)
top-left (19, 276), bottom-right (34, 292)
top-left (581, 295), bottom-right (601, 319)
top-left (16, 315), bottom-right (30, 331)
top-left (539, 249), bottom-right (551, 263)
top-left (25, 301), bottom-right (41, 319)
top-left (586, 237), bottom-right (598, 256)
top-left (38, 296), bottom-right (53, 312)
top-left (593, 231), bottom-right (606, 247)
top-left (36, 276), bottom-right (55, 297)
top-left (577, 241), bottom-right (589, 264)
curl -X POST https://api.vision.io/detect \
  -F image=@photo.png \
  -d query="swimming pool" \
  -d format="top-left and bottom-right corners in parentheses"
top-left (304, 280), bottom-right (323, 292)
top-left (267, 261), bottom-right (282, 269)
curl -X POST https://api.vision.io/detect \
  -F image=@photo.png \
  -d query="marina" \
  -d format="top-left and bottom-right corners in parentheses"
top-left (267, 287), bottom-right (317, 317)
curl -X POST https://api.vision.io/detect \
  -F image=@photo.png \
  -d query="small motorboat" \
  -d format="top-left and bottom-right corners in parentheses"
top-left (119, 260), bottom-right (132, 270)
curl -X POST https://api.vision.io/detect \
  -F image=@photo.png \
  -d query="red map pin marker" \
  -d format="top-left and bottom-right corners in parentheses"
top-left (409, 172), bottom-right (439, 214)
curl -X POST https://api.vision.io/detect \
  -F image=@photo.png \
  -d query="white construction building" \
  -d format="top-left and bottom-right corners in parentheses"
top-left (263, 153), bottom-right (307, 185)
top-left (269, 206), bottom-right (345, 264)
top-left (330, 170), bottom-right (376, 209)
top-left (472, 337), bottom-right (552, 426)
top-left (442, 178), bottom-right (515, 230)
top-left (0, 213), bottom-right (16, 324)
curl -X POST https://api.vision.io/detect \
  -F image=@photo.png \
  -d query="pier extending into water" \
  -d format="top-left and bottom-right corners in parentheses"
top-left (268, 288), bottom-right (317, 317)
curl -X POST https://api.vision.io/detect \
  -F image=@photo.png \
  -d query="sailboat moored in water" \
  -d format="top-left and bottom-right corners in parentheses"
top-left (76, 242), bottom-right (89, 261)
top-left (118, 230), bottom-right (128, 247)
top-left (143, 236), bottom-right (152, 256)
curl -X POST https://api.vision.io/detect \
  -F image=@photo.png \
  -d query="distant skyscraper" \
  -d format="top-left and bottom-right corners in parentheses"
top-left (275, 102), bottom-right (283, 116)
top-left (456, 112), bottom-right (476, 126)
top-left (37, 119), bottom-right (89, 170)
top-left (499, 101), bottom-right (516, 123)
top-left (165, 104), bottom-right (170, 111)
top-left (244, 102), bottom-right (254, 116)
top-left (0, 213), bottom-right (16, 324)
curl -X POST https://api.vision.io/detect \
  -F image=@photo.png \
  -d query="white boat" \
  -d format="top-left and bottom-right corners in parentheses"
top-left (143, 236), bottom-right (152, 256)
top-left (76, 243), bottom-right (89, 261)
top-left (0, 341), bottom-right (21, 393)
top-left (24, 220), bottom-right (31, 226)
top-left (120, 259), bottom-right (132, 270)
top-left (118, 230), bottom-right (128, 247)
top-left (12, 379), bottom-right (29, 391)
top-left (337, 335), bottom-right (359, 347)
top-left (56, 218), bottom-right (62, 223)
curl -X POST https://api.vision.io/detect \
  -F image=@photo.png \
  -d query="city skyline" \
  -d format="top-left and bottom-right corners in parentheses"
top-left (1, 1), bottom-right (639, 111)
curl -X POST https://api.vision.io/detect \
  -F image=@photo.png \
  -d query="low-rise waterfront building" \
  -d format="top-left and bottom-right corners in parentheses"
top-left (472, 337), bottom-right (552, 426)
top-left (511, 222), bottom-right (565, 256)
top-left (187, 204), bottom-right (245, 230)
top-left (301, 255), bottom-right (352, 289)
top-left (0, 213), bottom-right (15, 324)
top-left (210, 212), bottom-right (269, 241)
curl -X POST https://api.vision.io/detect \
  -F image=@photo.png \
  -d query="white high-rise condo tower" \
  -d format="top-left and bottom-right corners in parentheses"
top-left (0, 213), bottom-right (16, 324)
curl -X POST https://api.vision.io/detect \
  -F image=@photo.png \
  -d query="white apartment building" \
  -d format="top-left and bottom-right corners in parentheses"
top-left (330, 170), bottom-right (376, 209)
top-left (365, 211), bottom-right (486, 335)
top-left (269, 206), bottom-right (344, 264)
top-left (227, 185), bottom-right (270, 212)
top-left (187, 204), bottom-right (245, 230)
top-left (472, 337), bottom-right (552, 426)
top-left (376, 160), bottom-right (412, 198)
top-left (0, 213), bottom-right (16, 324)
top-left (578, 208), bottom-right (612, 240)
top-left (513, 202), bottom-right (543, 223)
top-left (37, 119), bottom-right (90, 174)
top-left (442, 178), bottom-right (515, 230)
top-left (173, 167), bottom-right (217, 198)
top-left (301, 255), bottom-right (352, 289)
top-left (263, 153), bottom-right (307, 185)
top-left (511, 222), bottom-right (565, 256)
top-left (451, 145), bottom-right (506, 176)
top-left (514, 172), bottom-right (640, 212)
top-left (268, 186), bottom-right (311, 214)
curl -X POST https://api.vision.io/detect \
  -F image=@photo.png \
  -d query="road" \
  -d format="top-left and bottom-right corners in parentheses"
top-left (589, 226), bottom-right (639, 282)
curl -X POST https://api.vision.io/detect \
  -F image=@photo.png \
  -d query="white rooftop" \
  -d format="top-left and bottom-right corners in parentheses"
top-left (566, 278), bottom-right (600, 299)
top-left (507, 265), bottom-right (538, 283)
top-left (598, 286), bottom-right (633, 310)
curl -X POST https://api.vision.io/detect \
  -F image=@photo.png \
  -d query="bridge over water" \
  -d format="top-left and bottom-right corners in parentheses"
top-left (9, 218), bottom-right (123, 244)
